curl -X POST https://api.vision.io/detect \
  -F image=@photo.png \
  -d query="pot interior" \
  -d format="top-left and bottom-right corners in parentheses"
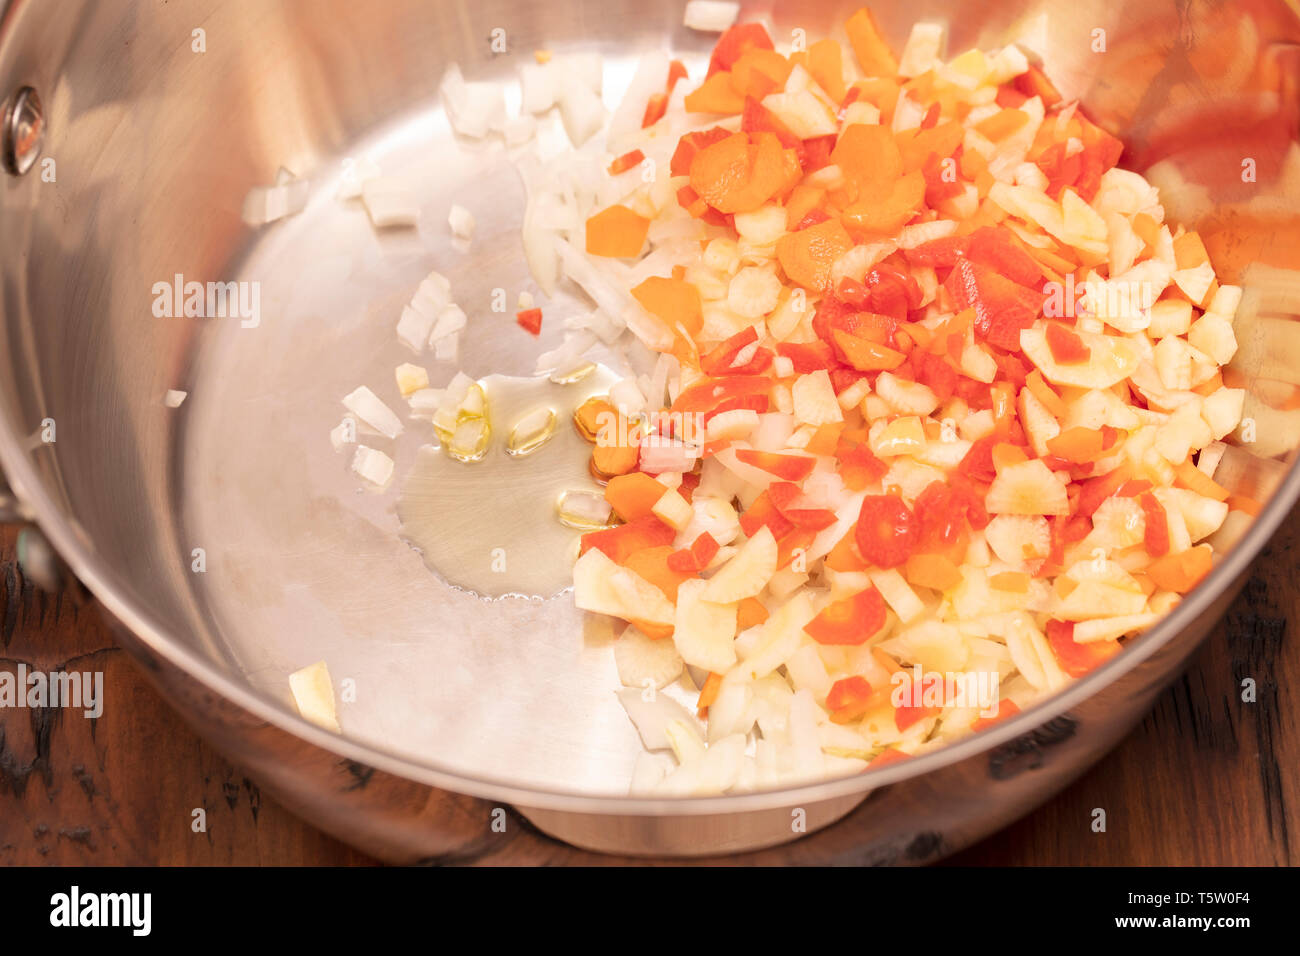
top-left (1, 0), bottom-right (1298, 799)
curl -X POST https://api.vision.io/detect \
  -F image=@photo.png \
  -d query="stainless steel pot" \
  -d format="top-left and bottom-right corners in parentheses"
top-left (1, 0), bottom-right (1298, 862)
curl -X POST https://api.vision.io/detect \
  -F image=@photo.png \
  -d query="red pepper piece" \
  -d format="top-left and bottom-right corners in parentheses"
top-left (967, 226), bottom-right (1043, 288)
top-left (944, 257), bottom-right (1042, 351)
top-left (516, 307), bottom-right (543, 335)
top-left (701, 326), bottom-right (759, 375)
top-left (837, 442), bottom-right (888, 490)
top-left (776, 340), bottom-right (836, 372)
top-left (580, 515), bottom-right (675, 564)
top-left (666, 532), bottom-right (721, 573)
top-left (912, 349), bottom-right (958, 402)
top-left (672, 374), bottom-right (772, 414)
top-left (739, 489), bottom-right (795, 540)
top-left (735, 449), bottom-right (816, 481)
top-left (607, 149), bottom-right (646, 175)
top-left (893, 672), bottom-right (943, 731)
top-left (902, 234), bottom-right (969, 269)
top-left (1046, 619), bottom-right (1122, 677)
top-left (914, 480), bottom-right (969, 555)
top-left (707, 22), bottom-right (775, 76)
top-left (669, 126), bottom-right (732, 177)
top-left (970, 698), bottom-right (1021, 732)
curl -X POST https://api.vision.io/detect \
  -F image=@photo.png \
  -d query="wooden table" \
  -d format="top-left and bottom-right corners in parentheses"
top-left (0, 511), bottom-right (1293, 866)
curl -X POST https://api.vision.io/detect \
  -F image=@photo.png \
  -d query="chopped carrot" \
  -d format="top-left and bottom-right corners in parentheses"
top-left (971, 699), bottom-right (1021, 733)
top-left (1173, 230), bottom-right (1211, 270)
top-left (784, 183), bottom-right (827, 230)
top-left (1045, 322), bottom-right (1090, 364)
top-left (684, 71), bottom-right (746, 114)
top-left (845, 7), bottom-right (898, 77)
top-left (869, 746), bottom-right (910, 768)
top-left (1025, 370), bottom-right (1067, 419)
top-left (806, 38), bottom-right (848, 102)
top-left (623, 545), bottom-right (693, 601)
top-left (841, 170), bottom-right (925, 235)
top-left (590, 430), bottom-right (641, 479)
top-left (1131, 212), bottom-right (1162, 250)
top-left (825, 526), bottom-right (871, 571)
top-left (991, 442), bottom-right (1029, 470)
top-left (689, 131), bottom-right (798, 214)
top-left (831, 122), bottom-right (901, 188)
top-left (776, 218), bottom-right (854, 291)
top-left (975, 107), bottom-right (1030, 141)
top-left (585, 204), bottom-right (650, 257)
top-left (832, 329), bottom-right (906, 371)
top-left (697, 672), bottom-right (724, 715)
top-left (573, 396), bottom-right (615, 442)
top-left (989, 571), bottom-right (1030, 593)
top-left (604, 472), bottom-right (669, 521)
top-left (827, 675), bottom-right (877, 723)
top-left (729, 48), bottom-right (791, 100)
top-left (1174, 459), bottom-right (1230, 501)
top-left (1046, 427), bottom-right (1107, 464)
top-left (737, 596), bottom-right (770, 630)
top-left (1193, 372), bottom-right (1224, 396)
top-left (635, 621), bottom-right (675, 641)
top-left (904, 553), bottom-right (963, 591)
top-left (1147, 545), bottom-right (1214, 593)
top-left (631, 275), bottom-right (703, 339)
top-left (896, 121), bottom-right (964, 174)
top-left (806, 422), bottom-right (845, 456)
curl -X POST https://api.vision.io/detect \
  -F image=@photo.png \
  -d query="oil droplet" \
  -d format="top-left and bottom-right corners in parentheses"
top-left (550, 361), bottom-right (596, 385)
top-left (396, 366), bottom-right (619, 599)
top-left (556, 489), bottom-right (615, 530)
top-left (446, 416), bottom-right (491, 463)
top-left (506, 407), bottom-right (557, 458)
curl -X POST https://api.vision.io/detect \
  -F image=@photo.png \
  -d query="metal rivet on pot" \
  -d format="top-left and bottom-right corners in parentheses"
top-left (2, 86), bottom-right (44, 176)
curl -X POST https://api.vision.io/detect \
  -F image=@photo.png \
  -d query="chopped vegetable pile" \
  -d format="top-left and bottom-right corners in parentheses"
top-left (317, 4), bottom-right (1254, 796)
top-left (559, 8), bottom-right (1250, 795)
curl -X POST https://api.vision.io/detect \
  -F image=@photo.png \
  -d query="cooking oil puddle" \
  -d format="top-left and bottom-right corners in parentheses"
top-left (396, 365), bottom-right (618, 599)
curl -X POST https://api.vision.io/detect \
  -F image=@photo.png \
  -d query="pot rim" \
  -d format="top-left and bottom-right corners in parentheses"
top-left (3, 0), bottom-right (1298, 814)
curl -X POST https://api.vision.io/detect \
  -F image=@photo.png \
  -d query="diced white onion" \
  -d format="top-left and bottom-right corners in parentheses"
top-left (342, 386), bottom-right (403, 439)
top-left (350, 445), bottom-right (394, 488)
top-left (684, 0), bottom-right (740, 32)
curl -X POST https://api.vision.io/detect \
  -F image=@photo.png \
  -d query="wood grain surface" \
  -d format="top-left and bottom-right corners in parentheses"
top-left (0, 509), bottom-right (1293, 866)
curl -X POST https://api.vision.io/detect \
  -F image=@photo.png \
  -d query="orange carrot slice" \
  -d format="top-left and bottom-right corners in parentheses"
top-left (832, 329), bottom-right (907, 371)
top-left (586, 204), bottom-right (650, 257)
top-left (684, 71), bottom-right (746, 114)
top-left (605, 473), bottom-right (670, 522)
top-left (1174, 460), bottom-right (1230, 502)
top-left (845, 7), bottom-right (898, 77)
top-left (631, 275), bottom-right (703, 338)
top-left (776, 218), bottom-right (854, 291)
top-left (1147, 545), bottom-right (1214, 593)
